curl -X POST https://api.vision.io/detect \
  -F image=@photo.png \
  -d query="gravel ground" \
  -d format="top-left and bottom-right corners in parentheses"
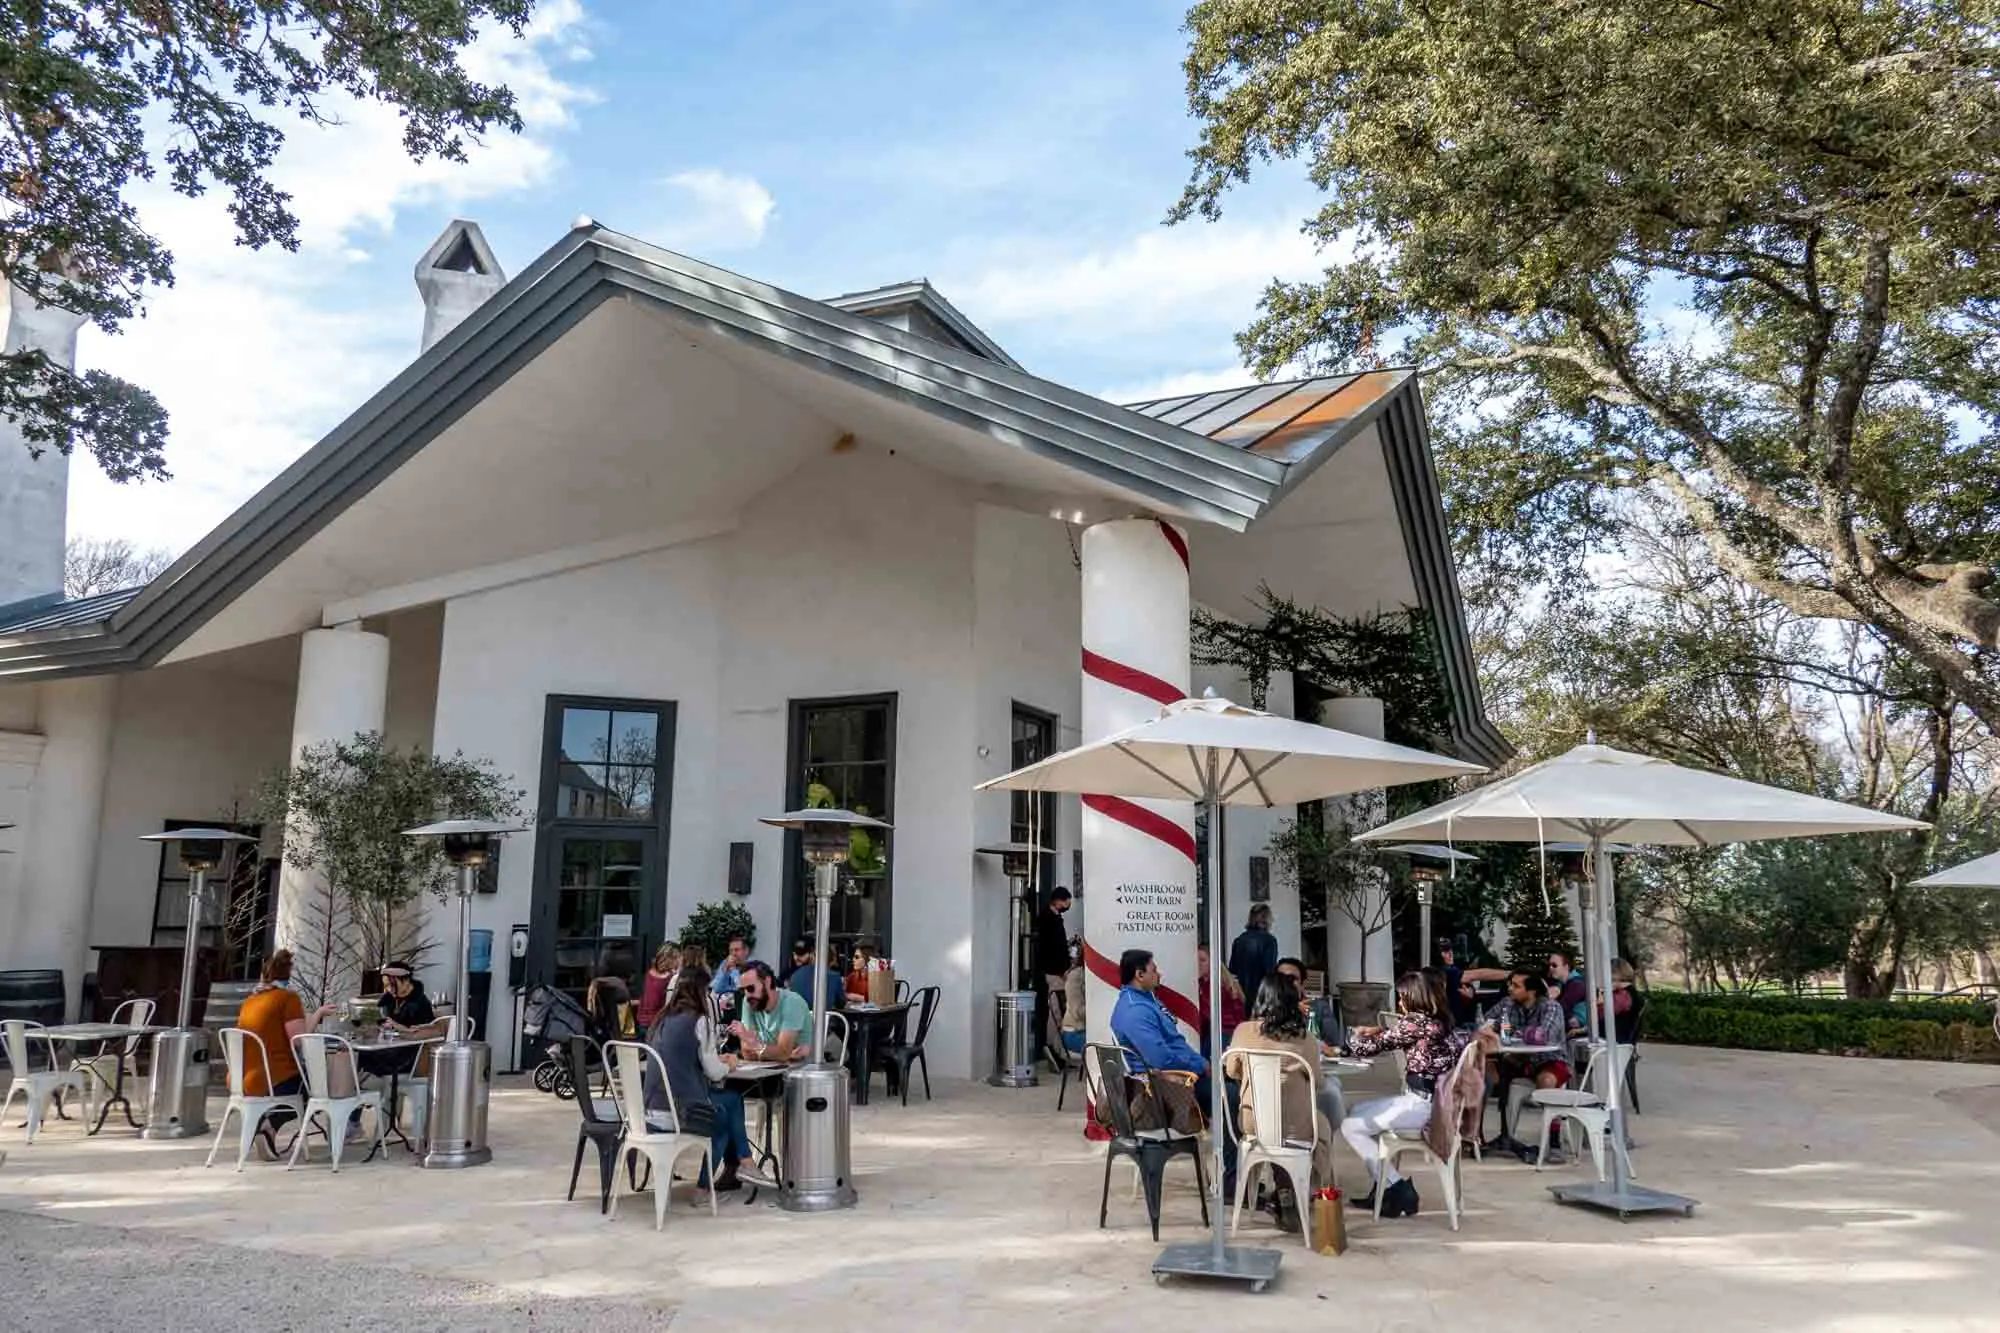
top-left (0, 1210), bottom-right (675, 1331)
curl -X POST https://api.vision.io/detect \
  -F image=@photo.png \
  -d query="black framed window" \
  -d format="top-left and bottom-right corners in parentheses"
top-left (785, 694), bottom-right (896, 955)
top-left (151, 818), bottom-right (271, 978)
top-left (1010, 703), bottom-right (1059, 902)
top-left (554, 705), bottom-right (661, 821)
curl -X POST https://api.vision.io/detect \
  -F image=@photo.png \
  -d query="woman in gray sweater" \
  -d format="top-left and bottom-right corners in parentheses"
top-left (645, 965), bottom-right (752, 1192)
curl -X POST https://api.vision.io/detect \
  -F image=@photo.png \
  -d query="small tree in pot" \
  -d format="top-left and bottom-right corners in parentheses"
top-left (1268, 798), bottom-right (1398, 1026)
top-left (258, 731), bottom-right (524, 1006)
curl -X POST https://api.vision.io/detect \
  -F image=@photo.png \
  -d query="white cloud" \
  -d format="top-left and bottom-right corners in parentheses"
top-left (65, 2), bottom-right (596, 554)
top-left (1096, 365), bottom-right (1259, 405)
top-left (652, 169), bottom-right (778, 255)
top-left (940, 217), bottom-right (1338, 339)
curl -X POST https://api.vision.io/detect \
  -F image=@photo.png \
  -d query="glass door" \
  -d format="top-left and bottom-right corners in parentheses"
top-left (531, 697), bottom-right (675, 1004)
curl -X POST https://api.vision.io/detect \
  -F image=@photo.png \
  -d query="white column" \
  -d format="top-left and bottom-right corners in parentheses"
top-left (1322, 696), bottom-right (1392, 986)
top-left (0, 283), bottom-right (88, 607)
top-left (1080, 518), bottom-right (1196, 1044)
top-left (11, 676), bottom-right (120, 1016)
top-left (276, 626), bottom-right (389, 1000)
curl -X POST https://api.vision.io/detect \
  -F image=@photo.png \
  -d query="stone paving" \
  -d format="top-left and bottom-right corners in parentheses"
top-left (2, 1044), bottom-right (1996, 1331)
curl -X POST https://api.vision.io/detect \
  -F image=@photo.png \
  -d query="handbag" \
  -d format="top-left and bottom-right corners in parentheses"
top-left (1128, 1068), bottom-right (1206, 1136)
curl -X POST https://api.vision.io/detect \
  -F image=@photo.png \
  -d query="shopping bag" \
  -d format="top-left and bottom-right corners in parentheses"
top-left (1312, 1188), bottom-right (1347, 1255)
top-left (867, 969), bottom-right (897, 1008)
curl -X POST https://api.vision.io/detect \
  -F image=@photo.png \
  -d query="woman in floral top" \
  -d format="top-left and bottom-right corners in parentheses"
top-left (1339, 971), bottom-right (1467, 1218)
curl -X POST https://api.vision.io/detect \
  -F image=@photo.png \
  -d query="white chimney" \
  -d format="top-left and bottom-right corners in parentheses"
top-left (415, 220), bottom-right (506, 353)
top-left (0, 280), bottom-right (87, 609)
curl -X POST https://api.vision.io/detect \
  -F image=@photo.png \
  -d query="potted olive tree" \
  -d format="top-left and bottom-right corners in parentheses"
top-left (1268, 797), bottom-right (1397, 1026)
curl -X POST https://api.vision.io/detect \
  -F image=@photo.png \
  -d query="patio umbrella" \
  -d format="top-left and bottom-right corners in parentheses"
top-left (1914, 851), bottom-right (2000, 888)
top-left (1358, 742), bottom-right (1926, 1218)
top-left (979, 693), bottom-right (1483, 1291)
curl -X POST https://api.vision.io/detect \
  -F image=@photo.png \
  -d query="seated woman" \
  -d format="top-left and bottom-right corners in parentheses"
top-left (637, 944), bottom-right (681, 1032)
top-left (361, 961), bottom-right (443, 1079)
top-left (1060, 955), bottom-right (1087, 1055)
top-left (644, 964), bottom-right (755, 1192)
top-left (1197, 943), bottom-right (1246, 1059)
top-left (1223, 973), bottom-right (1337, 1231)
top-left (1339, 971), bottom-right (1467, 1219)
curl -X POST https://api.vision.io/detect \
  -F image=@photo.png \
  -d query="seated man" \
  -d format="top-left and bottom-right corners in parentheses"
top-left (728, 962), bottom-right (811, 1063)
top-left (1436, 939), bottom-right (1477, 1027)
top-left (1484, 968), bottom-right (1572, 1158)
top-left (786, 938), bottom-right (846, 1014)
top-left (1109, 948), bottom-right (1209, 1107)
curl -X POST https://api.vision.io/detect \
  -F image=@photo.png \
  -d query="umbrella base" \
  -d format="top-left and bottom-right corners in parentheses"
top-left (1549, 1179), bottom-right (1698, 1219)
top-left (1151, 1241), bottom-right (1283, 1292)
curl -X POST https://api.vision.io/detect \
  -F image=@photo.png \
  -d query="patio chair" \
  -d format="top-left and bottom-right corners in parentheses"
top-left (399, 1019), bottom-right (470, 1143)
top-left (206, 1028), bottom-right (304, 1171)
top-left (1619, 990), bottom-right (1648, 1112)
top-left (894, 979), bottom-right (912, 1006)
top-left (1370, 1038), bottom-right (1483, 1231)
top-left (71, 997), bottom-right (154, 1119)
top-left (1227, 1047), bottom-right (1320, 1250)
top-left (564, 1036), bottom-right (625, 1214)
top-left (1087, 1044), bottom-right (1208, 1241)
top-left (821, 1010), bottom-right (849, 1067)
top-left (881, 985), bottom-right (940, 1106)
top-left (1527, 1042), bottom-right (1637, 1183)
top-left (605, 1040), bottom-right (715, 1231)
top-left (286, 1033), bottom-right (383, 1172)
top-left (1, 1020), bottom-right (84, 1144)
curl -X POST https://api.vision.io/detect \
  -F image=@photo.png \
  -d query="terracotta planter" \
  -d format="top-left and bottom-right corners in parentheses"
top-left (1336, 980), bottom-right (1392, 1029)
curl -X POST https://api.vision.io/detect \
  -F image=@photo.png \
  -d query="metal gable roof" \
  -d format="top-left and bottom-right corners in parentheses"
top-left (0, 586), bottom-right (143, 634)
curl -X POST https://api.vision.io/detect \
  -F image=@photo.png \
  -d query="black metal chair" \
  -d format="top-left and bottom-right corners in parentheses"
top-left (1087, 1044), bottom-right (1208, 1241)
top-left (881, 985), bottom-right (940, 1106)
top-left (894, 979), bottom-right (911, 1005)
top-left (563, 1036), bottom-right (625, 1214)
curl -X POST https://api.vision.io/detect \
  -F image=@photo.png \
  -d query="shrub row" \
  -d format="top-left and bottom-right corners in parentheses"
top-left (1645, 990), bottom-right (2000, 1063)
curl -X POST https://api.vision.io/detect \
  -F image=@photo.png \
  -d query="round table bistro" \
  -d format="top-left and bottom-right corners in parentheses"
top-left (38, 1023), bottom-right (164, 1134)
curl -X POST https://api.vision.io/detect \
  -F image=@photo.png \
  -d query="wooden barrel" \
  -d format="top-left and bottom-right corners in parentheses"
top-left (0, 970), bottom-right (67, 1065)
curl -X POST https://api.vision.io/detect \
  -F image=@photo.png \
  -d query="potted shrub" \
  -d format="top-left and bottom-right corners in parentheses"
top-left (1268, 803), bottom-right (1396, 1026)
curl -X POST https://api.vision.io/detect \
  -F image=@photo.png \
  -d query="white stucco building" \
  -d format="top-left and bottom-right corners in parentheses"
top-left (0, 219), bottom-right (1507, 1079)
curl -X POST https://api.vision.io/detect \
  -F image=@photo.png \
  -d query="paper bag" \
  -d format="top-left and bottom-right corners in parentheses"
top-left (1312, 1191), bottom-right (1348, 1256)
top-left (867, 969), bottom-right (897, 1007)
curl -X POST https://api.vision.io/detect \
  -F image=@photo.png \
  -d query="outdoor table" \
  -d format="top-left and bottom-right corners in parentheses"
top-left (344, 1032), bottom-right (439, 1161)
top-left (725, 1060), bottom-right (791, 1194)
top-left (840, 1001), bottom-right (912, 1105)
top-left (1487, 1042), bottom-right (1566, 1145)
top-left (40, 1023), bottom-right (163, 1134)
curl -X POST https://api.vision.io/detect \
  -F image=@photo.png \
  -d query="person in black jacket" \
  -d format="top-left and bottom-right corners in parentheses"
top-left (1032, 887), bottom-right (1074, 1061)
top-left (1227, 904), bottom-right (1279, 1009)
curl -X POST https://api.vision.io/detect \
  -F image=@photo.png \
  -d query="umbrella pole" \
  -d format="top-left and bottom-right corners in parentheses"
top-left (1549, 834), bottom-right (1697, 1218)
top-left (1152, 753), bottom-right (1281, 1291)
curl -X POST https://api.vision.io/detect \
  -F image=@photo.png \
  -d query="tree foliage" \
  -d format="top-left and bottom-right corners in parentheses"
top-left (1178, 0), bottom-right (2000, 734)
top-left (0, 0), bottom-right (533, 480)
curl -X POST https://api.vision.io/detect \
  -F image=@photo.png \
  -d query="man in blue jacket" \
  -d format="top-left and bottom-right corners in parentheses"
top-left (1110, 948), bottom-right (1208, 1095)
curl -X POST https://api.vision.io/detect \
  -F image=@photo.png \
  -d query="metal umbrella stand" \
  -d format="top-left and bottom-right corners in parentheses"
top-left (403, 819), bottom-right (520, 1169)
top-left (759, 807), bottom-right (892, 1213)
top-left (138, 828), bottom-right (255, 1140)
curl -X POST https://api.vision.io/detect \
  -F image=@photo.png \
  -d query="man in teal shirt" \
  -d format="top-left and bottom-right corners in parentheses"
top-left (729, 961), bottom-right (811, 1061)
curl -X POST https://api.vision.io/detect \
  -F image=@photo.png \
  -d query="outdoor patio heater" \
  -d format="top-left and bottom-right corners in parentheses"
top-left (138, 828), bottom-right (255, 1140)
top-left (975, 841), bottom-right (1050, 1088)
top-left (760, 807), bottom-right (891, 1212)
top-left (1377, 844), bottom-right (1479, 965)
top-left (403, 819), bottom-right (519, 1169)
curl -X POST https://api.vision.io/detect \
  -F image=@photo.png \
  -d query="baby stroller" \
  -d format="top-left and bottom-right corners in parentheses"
top-left (523, 984), bottom-right (595, 1099)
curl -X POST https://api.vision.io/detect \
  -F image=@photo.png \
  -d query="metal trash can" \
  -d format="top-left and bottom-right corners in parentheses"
top-left (418, 1041), bottom-right (492, 1169)
top-left (988, 990), bottom-right (1039, 1088)
top-left (139, 1028), bottom-right (209, 1139)
top-left (778, 1063), bottom-right (855, 1211)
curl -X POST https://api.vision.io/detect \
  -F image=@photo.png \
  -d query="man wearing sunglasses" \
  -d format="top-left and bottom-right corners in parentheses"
top-left (727, 961), bottom-right (810, 1062)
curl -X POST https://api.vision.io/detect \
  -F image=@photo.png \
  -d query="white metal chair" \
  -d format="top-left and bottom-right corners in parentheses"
top-left (606, 1040), bottom-right (716, 1231)
top-left (286, 1033), bottom-right (383, 1172)
top-left (821, 1011), bottom-right (848, 1067)
top-left (71, 997), bottom-right (155, 1118)
top-left (206, 1028), bottom-right (304, 1171)
top-left (1528, 1042), bottom-right (1636, 1182)
top-left (1371, 1039), bottom-right (1483, 1231)
top-left (2, 1020), bottom-right (85, 1144)
top-left (395, 1020), bottom-right (467, 1143)
top-left (1228, 1047), bottom-right (1321, 1250)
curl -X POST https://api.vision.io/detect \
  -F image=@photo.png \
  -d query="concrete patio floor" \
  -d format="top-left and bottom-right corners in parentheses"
top-left (2, 1044), bottom-right (1997, 1331)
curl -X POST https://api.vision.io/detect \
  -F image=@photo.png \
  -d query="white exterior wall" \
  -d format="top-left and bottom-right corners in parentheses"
top-left (431, 450), bottom-right (1077, 1079)
top-left (90, 663), bottom-right (296, 948)
top-left (1192, 663), bottom-right (1300, 964)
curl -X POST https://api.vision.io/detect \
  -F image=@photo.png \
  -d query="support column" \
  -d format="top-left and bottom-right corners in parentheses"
top-left (0, 282), bottom-right (88, 608)
top-left (1080, 518), bottom-right (1196, 1044)
top-left (11, 676), bottom-right (119, 1017)
top-left (277, 625), bottom-right (389, 1001)
top-left (1322, 696), bottom-right (1392, 986)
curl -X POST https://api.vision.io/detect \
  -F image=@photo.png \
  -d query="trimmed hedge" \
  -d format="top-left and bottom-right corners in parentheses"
top-left (1645, 990), bottom-right (2000, 1062)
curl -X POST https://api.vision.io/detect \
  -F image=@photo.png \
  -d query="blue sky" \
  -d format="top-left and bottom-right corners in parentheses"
top-left (71, 1), bottom-right (1330, 551)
